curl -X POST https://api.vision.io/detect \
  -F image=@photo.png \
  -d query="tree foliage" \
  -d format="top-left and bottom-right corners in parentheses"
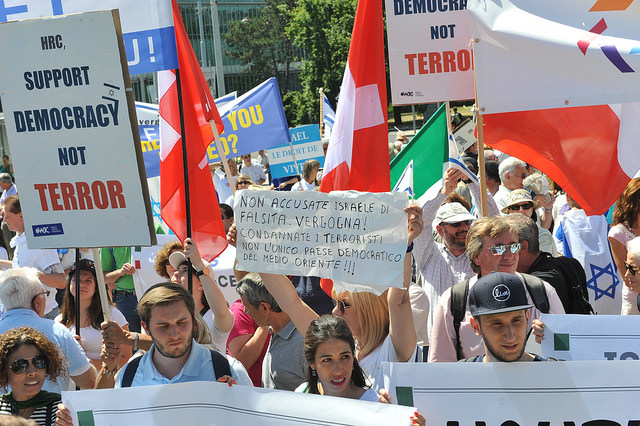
top-left (285, 0), bottom-right (356, 125)
top-left (223, 0), bottom-right (298, 96)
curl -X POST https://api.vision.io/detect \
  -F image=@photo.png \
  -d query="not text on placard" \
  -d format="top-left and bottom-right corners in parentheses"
top-left (234, 190), bottom-right (409, 287)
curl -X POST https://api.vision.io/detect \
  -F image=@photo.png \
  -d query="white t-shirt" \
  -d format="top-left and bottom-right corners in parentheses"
top-left (55, 306), bottom-right (128, 360)
top-left (240, 160), bottom-right (266, 183)
top-left (202, 309), bottom-right (230, 354)
top-left (291, 180), bottom-right (316, 191)
top-left (358, 334), bottom-right (415, 393)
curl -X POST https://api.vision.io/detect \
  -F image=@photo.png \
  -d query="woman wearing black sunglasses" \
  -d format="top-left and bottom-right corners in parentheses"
top-left (0, 327), bottom-right (66, 425)
top-left (502, 189), bottom-right (557, 257)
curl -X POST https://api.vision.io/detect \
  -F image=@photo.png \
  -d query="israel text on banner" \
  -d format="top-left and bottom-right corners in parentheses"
top-left (384, 0), bottom-right (474, 105)
top-left (268, 124), bottom-right (325, 180)
top-left (383, 361), bottom-right (640, 424)
top-left (0, 0), bottom-right (177, 75)
top-left (319, 0), bottom-right (389, 193)
top-left (0, 11), bottom-right (154, 248)
top-left (467, 0), bottom-right (640, 114)
top-left (63, 381), bottom-right (416, 425)
top-left (390, 103), bottom-right (447, 199)
top-left (540, 313), bottom-right (640, 361)
top-left (234, 190), bottom-right (408, 292)
top-left (213, 77), bottom-right (291, 161)
top-left (159, 0), bottom-right (227, 262)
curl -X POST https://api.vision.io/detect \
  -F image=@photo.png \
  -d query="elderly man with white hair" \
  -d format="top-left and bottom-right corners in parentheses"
top-left (494, 157), bottom-right (528, 211)
top-left (0, 267), bottom-right (96, 392)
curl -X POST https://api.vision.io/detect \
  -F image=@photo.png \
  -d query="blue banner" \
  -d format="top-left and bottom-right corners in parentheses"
top-left (268, 124), bottom-right (325, 179)
top-left (0, 0), bottom-right (178, 75)
top-left (210, 77), bottom-right (291, 161)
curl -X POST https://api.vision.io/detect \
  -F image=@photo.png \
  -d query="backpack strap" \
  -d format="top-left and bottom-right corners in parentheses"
top-left (520, 273), bottom-right (550, 314)
top-left (121, 350), bottom-right (231, 387)
top-left (121, 355), bottom-right (143, 388)
top-left (210, 349), bottom-right (231, 380)
top-left (450, 279), bottom-right (470, 361)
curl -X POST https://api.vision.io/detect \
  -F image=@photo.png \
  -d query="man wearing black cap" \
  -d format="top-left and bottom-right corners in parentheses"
top-left (468, 272), bottom-right (547, 362)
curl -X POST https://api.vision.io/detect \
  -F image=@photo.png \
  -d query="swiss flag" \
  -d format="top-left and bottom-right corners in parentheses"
top-left (318, 0), bottom-right (389, 193)
top-left (159, 0), bottom-right (227, 261)
top-left (482, 103), bottom-right (640, 215)
top-left (319, 0), bottom-right (388, 295)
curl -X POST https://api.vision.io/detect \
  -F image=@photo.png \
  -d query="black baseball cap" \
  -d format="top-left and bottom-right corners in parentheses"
top-left (69, 258), bottom-right (96, 277)
top-left (469, 272), bottom-right (533, 317)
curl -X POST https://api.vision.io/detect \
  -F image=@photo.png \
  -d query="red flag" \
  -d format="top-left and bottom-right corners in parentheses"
top-left (319, 0), bottom-right (388, 295)
top-left (482, 103), bottom-right (640, 215)
top-left (319, 0), bottom-right (389, 193)
top-left (159, 0), bottom-right (227, 261)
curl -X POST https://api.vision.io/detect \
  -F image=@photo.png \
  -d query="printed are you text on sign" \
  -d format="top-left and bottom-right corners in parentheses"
top-left (235, 191), bottom-right (409, 288)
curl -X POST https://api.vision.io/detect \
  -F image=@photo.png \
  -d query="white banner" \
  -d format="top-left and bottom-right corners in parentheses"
top-left (0, 0), bottom-right (176, 74)
top-left (541, 313), bottom-right (640, 361)
top-left (385, 0), bottom-right (474, 105)
top-left (0, 11), bottom-right (154, 248)
top-left (62, 381), bottom-right (416, 425)
top-left (467, 0), bottom-right (640, 114)
top-left (384, 361), bottom-right (640, 424)
top-left (235, 190), bottom-right (408, 290)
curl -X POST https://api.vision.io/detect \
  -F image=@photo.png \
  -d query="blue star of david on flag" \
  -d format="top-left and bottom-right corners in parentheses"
top-left (586, 262), bottom-right (620, 300)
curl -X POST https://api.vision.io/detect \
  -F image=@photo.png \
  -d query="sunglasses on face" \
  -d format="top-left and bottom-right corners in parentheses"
top-left (625, 261), bottom-right (638, 276)
top-left (332, 298), bottom-right (352, 314)
top-left (488, 243), bottom-right (521, 256)
top-left (9, 355), bottom-right (48, 374)
top-left (443, 220), bottom-right (472, 228)
top-left (508, 202), bottom-right (534, 211)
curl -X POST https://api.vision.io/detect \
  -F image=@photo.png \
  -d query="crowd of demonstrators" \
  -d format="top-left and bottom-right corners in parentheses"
top-left (0, 327), bottom-right (65, 425)
top-left (237, 205), bottom-right (423, 393)
top-left (608, 178), bottom-right (640, 314)
top-left (413, 168), bottom-right (500, 344)
top-left (428, 216), bottom-right (564, 362)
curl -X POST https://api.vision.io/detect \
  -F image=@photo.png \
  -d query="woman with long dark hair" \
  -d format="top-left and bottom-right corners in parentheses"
top-left (56, 259), bottom-right (128, 369)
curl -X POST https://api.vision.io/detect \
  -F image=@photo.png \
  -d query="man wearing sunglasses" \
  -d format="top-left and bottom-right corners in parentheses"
top-left (413, 168), bottom-right (500, 345)
top-left (429, 216), bottom-right (564, 362)
top-left (0, 267), bottom-right (96, 392)
top-left (239, 153), bottom-right (266, 185)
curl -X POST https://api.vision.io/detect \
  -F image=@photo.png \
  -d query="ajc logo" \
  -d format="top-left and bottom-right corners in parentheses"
top-left (577, 0), bottom-right (639, 73)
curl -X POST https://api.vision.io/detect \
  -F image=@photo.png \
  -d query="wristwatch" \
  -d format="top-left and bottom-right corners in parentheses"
top-left (196, 266), bottom-right (210, 277)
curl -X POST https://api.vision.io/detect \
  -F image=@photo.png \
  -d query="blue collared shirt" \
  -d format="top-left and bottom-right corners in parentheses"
top-left (115, 339), bottom-right (251, 387)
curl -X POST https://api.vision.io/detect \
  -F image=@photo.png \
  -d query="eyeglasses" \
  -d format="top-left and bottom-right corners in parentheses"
top-left (9, 355), bottom-right (48, 374)
top-left (242, 155), bottom-right (251, 159)
top-left (508, 202), bottom-right (534, 211)
top-left (332, 298), bottom-right (352, 315)
top-left (443, 220), bottom-right (472, 228)
top-left (625, 261), bottom-right (638, 276)
top-left (488, 243), bottom-right (521, 256)
top-left (31, 290), bottom-right (51, 305)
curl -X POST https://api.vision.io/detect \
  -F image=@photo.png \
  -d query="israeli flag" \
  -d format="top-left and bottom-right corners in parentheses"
top-left (393, 160), bottom-right (414, 198)
top-left (447, 128), bottom-right (478, 184)
top-left (322, 93), bottom-right (336, 139)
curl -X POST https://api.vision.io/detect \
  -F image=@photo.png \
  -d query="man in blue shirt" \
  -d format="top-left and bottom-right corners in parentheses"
top-left (0, 267), bottom-right (96, 391)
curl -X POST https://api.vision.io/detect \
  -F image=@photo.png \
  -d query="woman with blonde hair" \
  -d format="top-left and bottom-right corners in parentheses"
top-left (241, 205), bottom-right (423, 392)
top-left (609, 178), bottom-right (640, 314)
top-left (291, 159), bottom-right (320, 191)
